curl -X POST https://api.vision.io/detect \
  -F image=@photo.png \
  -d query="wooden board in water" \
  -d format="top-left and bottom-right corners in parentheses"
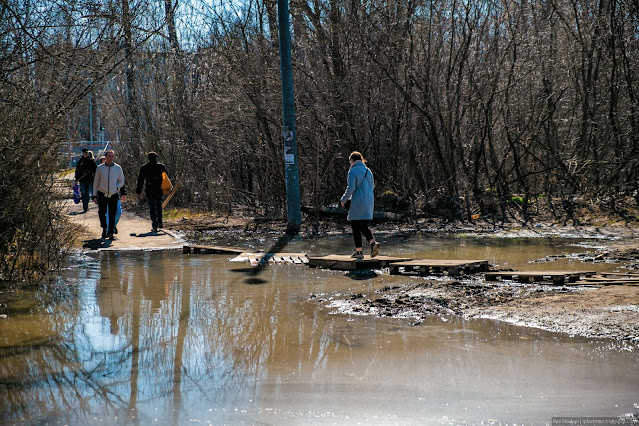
top-left (183, 245), bottom-right (249, 255)
top-left (389, 259), bottom-right (490, 276)
top-left (307, 254), bottom-right (411, 271)
top-left (485, 270), bottom-right (596, 284)
top-left (231, 252), bottom-right (308, 266)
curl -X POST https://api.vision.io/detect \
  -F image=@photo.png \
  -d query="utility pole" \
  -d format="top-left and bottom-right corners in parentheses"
top-left (89, 81), bottom-right (93, 142)
top-left (277, 0), bottom-right (302, 234)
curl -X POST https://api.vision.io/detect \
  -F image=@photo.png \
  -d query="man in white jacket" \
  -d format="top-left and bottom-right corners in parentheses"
top-left (92, 149), bottom-right (127, 240)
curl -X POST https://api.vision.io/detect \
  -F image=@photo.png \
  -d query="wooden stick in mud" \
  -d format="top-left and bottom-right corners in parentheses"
top-left (162, 182), bottom-right (182, 209)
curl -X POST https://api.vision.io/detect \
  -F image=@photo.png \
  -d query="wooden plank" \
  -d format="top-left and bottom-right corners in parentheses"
top-left (162, 181), bottom-right (182, 209)
top-left (388, 259), bottom-right (489, 276)
top-left (390, 259), bottom-right (488, 267)
top-left (484, 270), bottom-right (597, 284)
top-left (231, 252), bottom-right (308, 265)
top-left (580, 277), bottom-right (639, 283)
top-left (570, 280), bottom-right (639, 286)
top-left (597, 272), bottom-right (639, 278)
top-left (307, 255), bottom-right (411, 271)
top-left (183, 245), bottom-right (248, 255)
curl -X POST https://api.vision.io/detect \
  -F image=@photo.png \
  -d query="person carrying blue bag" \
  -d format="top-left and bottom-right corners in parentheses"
top-left (106, 199), bottom-right (122, 233)
top-left (93, 149), bottom-right (126, 240)
top-left (74, 147), bottom-right (96, 212)
top-left (72, 183), bottom-right (81, 204)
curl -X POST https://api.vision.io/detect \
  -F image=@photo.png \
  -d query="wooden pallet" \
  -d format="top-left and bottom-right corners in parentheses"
top-left (595, 272), bottom-right (639, 278)
top-left (183, 245), bottom-right (248, 255)
top-left (388, 259), bottom-right (490, 276)
top-left (572, 273), bottom-right (639, 286)
top-left (484, 270), bottom-right (596, 285)
top-left (230, 252), bottom-right (308, 266)
top-left (307, 255), bottom-right (411, 271)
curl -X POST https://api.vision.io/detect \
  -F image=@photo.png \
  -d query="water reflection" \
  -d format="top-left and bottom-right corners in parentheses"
top-left (1, 237), bottom-right (638, 424)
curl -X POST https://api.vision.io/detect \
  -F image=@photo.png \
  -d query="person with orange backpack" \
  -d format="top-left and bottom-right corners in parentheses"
top-left (136, 152), bottom-right (170, 233)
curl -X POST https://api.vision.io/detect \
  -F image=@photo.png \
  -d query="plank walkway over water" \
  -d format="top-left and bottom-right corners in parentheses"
top-left (183, 245), bottom-right (248, 255)
top-left (183, 244), bottom-right (632, 284)
top-left (307, 255), bottom-right (411, 271)
top-left (230, 252), bottom-right (309, 266)
top-left (485, 270), bottom-right (596, 285)
top-left (389, 259), bottom-right (490, 276)
top-left (571, 272), bottom-right (639, 286)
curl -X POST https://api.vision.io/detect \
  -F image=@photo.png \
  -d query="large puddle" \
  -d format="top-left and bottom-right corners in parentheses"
top-left (1, 235), bottom-right (638, 424)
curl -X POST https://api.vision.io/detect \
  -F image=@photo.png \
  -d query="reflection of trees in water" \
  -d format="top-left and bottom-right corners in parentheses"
top-left (1, 251), bottom-right (352, 423)
top-left (0, 272), bottom-right (130, 424)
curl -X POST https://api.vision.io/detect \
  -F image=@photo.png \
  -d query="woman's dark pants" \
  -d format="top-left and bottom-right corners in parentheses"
top-left (351, 220), bottom-right (374, 248)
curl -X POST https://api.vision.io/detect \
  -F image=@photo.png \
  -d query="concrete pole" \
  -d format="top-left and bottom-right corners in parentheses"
top-left (277, 0), bottom-right (302, 234)
top-left (89, 82), bottom-right (93, 142)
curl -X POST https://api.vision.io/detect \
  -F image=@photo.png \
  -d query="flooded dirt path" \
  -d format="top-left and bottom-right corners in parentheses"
top-left (1, 235), bottom-right (638, 424)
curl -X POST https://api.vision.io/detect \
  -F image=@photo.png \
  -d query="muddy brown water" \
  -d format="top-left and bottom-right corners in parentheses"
top-left (1, 235), bottom-right (638, 424)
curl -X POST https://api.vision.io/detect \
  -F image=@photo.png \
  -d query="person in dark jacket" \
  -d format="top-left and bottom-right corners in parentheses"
top-left (75, 147), bottom-right (97, 212)
top-left (136, 151), bottom-right (168, 232)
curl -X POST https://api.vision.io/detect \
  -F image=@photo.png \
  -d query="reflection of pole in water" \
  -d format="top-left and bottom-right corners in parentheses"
top-left (127, 253), bottom-right (143, 417)
top-left (172, 266), bottom-right (191, 424)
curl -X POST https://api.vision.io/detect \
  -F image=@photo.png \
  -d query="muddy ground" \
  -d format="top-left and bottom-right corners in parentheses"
top-left (314, 277), bottom-right (639, 345)
top-left (310, 241), bottom-right (639, 345)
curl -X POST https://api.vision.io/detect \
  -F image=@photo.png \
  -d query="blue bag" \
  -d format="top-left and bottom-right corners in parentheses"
top-left (72, 184), bottom-right (81, 204)
top-left (106, 200), bottom-right (122, 228)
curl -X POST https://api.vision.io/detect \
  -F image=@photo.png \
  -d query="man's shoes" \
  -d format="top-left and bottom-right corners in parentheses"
top-left (114, 227), bottom-right (118, 234)
top-left (101, 229), bottom-right (107, 239)
top-left (152, 227), bottom-right (158, 233)
top-left (158, 223), bottom-right (163, 229)
top-left (351, 251), bottom-right (364, 259)
top-left (371, 242), bottom-right (381, 258)
top-left (108, 234), bottom-right (115, 241)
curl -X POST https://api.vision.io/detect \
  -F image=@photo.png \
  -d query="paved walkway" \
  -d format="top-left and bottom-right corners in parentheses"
top-left (65, 199), bottom-right (184, 251)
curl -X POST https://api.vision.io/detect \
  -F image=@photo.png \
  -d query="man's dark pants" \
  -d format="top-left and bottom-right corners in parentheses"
top-left (80, 180), bottom-right (93, 211)
top-left (97, 191), bottom-right (119, 236)
top-left (147, 193), bottom-right (162, 230)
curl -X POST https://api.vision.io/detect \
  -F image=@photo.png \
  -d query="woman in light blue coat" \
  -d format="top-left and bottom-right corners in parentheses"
top-left (340, 151), bottom-right (381, 259)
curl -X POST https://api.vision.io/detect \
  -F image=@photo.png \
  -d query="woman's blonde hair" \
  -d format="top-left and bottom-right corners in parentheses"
top-left (349, 151), bottom-right (366, 163)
